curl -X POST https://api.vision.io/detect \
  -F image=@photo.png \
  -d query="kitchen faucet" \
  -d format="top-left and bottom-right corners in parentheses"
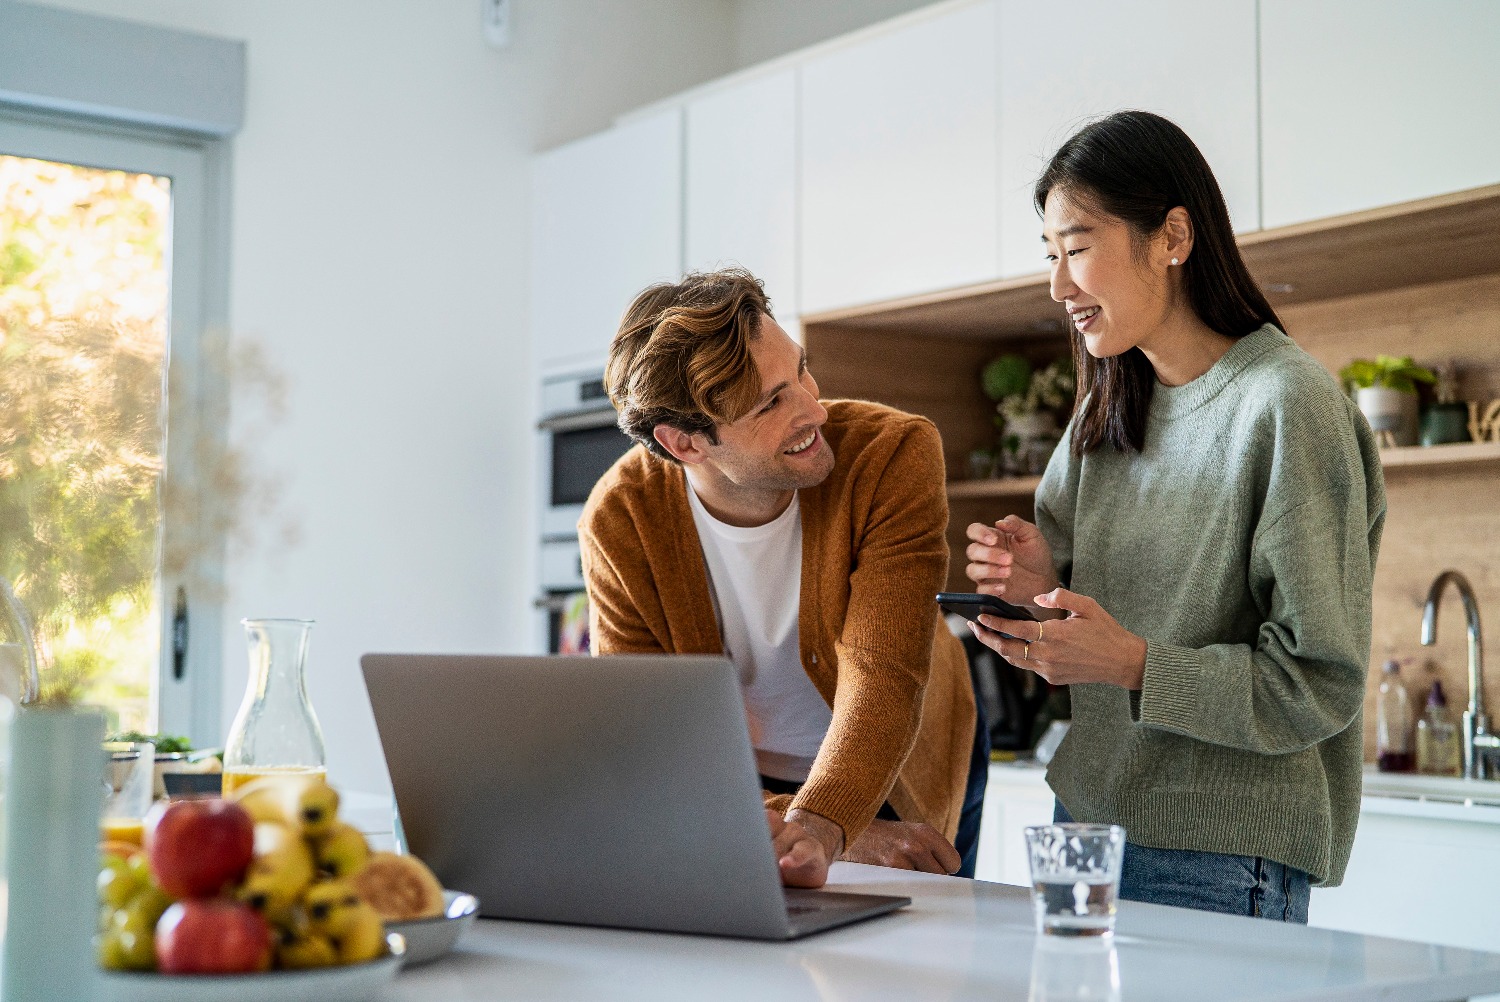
top-left (1420, 570), bottom-right (1500, 780)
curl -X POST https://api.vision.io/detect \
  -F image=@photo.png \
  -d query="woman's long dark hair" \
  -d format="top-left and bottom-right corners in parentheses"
top-left (1035, 111), bottom-right (1284, 454)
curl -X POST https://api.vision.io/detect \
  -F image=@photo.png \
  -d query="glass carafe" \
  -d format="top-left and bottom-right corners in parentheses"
top-left (222, 618), bottom-right (326, 795)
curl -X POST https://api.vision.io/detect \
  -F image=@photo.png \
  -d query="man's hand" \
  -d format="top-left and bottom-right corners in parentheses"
top-left (766, 809), bottom-right (833, 888)
top-left (840, 818), bottom-right (961, 874)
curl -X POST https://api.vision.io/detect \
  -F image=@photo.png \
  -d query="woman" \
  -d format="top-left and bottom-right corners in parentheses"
top-left (964, 111), bottom-right (1385, 922)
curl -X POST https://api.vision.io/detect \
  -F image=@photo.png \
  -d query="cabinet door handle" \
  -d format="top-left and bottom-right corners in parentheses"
top-left (172, 586), bottom-right (189, 680)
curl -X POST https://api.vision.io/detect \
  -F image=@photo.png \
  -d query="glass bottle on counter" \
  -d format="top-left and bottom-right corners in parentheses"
top-left (1415, 681), bottom-right (1462, 777)
top-left (222, 618), bottom-right (326, 795)
top-left (1375, 659), bottom-right (1415, 773)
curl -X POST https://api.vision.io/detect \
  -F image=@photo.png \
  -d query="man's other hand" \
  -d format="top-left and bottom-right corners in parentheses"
top-left (766, 809), bottom-right (832, 888)
top-left (841, 818), bottom-right (960, 874)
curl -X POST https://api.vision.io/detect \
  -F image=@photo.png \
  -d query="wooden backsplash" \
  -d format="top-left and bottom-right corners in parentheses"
top-left (1282, 272), bottom-right (1500, 760)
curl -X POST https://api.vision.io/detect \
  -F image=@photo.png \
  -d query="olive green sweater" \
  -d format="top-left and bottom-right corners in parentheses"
top-left (1036, 326), bottom-right (1385, 886)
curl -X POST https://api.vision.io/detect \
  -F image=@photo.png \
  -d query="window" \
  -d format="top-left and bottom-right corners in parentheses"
top-left (0, 113), bottom-right (225, 739)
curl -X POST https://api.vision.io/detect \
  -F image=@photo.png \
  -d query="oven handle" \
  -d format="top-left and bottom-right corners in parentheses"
top-left (537, 408), bottom-right (619, 433)
top-left (533, 593), bottom-right (584, 612)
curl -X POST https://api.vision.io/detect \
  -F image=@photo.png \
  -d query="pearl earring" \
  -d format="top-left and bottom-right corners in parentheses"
top-left (1170, 258), bottom-right (1180, 266)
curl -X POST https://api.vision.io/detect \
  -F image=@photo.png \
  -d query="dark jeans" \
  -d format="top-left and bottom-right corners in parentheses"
top-left (761, 707), bottom-right (990, 878)
top-left (1053, 800), bottom-right (1310, 922)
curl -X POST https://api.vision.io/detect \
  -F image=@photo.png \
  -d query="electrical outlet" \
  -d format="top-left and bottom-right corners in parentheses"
top-left (482, 0), bottom-right (512, 49)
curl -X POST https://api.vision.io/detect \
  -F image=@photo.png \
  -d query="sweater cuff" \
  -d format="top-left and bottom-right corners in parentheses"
top-left (1138, 641), bottom-right (1201, 733)
top-left (788, 778), bottom-right (875, 848)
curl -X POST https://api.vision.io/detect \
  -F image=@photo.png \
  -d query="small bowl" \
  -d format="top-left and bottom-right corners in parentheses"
top-left (384, 889), bottom-right (479, 967)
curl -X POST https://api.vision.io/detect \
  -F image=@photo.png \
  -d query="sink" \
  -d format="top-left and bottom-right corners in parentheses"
top-left (1361, 767), bottom-right (1500, 807)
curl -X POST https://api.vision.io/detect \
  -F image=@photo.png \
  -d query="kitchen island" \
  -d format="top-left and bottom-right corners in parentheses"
top-left (389, 861), bottom-right (1500, 1001)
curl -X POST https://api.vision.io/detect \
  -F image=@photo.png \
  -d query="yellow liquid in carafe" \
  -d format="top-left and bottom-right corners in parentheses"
top-left (100, 817), bottom-right (146, 847)
top-left (221, 764), bottom-right (327, 797)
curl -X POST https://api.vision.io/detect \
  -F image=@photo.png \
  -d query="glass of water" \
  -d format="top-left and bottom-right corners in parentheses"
top-left (1024, 822), bottom-right (1125, 937)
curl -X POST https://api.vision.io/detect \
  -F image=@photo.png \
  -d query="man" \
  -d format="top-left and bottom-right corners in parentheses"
top-left (579, 268), bottom-right (986, 887)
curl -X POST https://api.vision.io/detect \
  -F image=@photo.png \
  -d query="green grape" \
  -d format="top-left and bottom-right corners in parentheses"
top-left (100, 898), bottom-right (159, 971)
top-left (124, 853), bottom-right (154, 889)
top-left (97, 859), bottom-right (139, 910)
top-left (132, 884), bottom-right (173, 928)
top-left (114, 925), bottom-right (156, 971)
top-left (96, 930), bottom-right (131, 971)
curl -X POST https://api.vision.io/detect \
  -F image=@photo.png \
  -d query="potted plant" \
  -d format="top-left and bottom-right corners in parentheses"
top-left (995, 357), bottom-right (1075, 475)
top-left (1339, 355), bottom-right (1436, 447)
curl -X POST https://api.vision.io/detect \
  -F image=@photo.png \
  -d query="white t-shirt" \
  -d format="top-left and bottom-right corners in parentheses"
top-left (687, 486), bottom-right (832, 783)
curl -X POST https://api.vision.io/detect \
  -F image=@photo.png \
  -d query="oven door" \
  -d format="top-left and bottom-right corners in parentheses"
top-left (540, 408), bottom-right (635, 538)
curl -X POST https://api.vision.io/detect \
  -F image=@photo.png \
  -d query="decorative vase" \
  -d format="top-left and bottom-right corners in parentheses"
top-left (1355, 387), bottom-right (1419, 447)
top-left (1006, 412), bottom-right (1061, 476)
top-left (1420, 402), bottom-right (1472, 446)
top-left (2, 706), bottom-right (106, 1002)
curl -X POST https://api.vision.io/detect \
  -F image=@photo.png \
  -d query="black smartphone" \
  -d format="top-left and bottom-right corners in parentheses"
top-left (936, 592), bottom-right (1037, 639)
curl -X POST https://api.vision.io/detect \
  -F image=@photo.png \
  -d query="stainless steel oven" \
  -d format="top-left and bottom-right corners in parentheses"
top-left (538, 371), bottom-right (634, 540)
top-left (536, 371), bottom-right (636, 653)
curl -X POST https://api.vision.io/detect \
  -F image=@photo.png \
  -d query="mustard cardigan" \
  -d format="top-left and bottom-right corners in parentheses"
top-left (579, 399), bottom-right (974, 845)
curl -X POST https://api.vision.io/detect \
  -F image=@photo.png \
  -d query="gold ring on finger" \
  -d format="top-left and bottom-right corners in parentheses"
top-left (1023, 642), bottom-right (1031, 661)
top-left (1036, 621), bottom-right (1044, 643)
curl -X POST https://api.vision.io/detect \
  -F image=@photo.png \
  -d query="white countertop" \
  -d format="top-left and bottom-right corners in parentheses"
top-left (387, 862), bottom-right (1500, 1001)
top-left (987, 760), bottom-right (1500, 826)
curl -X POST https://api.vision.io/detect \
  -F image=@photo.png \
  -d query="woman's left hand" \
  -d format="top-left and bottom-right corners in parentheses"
top-left (970, 587), bottom-right (1148, 690)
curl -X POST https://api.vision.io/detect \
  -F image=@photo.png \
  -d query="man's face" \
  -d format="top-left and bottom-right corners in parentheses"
top-left (700, 315), bottom-right (835, 493)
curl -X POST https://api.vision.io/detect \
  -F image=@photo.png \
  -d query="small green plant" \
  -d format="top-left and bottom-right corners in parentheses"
top-left (997, 357), bottom-right (1076, 423)
top-left (981, 354), bottom-right (1032, 402)
top-left (1339, 355), bottom-right (1437, 395)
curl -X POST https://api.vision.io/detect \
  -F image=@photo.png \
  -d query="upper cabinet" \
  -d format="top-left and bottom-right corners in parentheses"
top-left (531, 108), bottom-right (682, 374)
top-left (997, 0), bottom-right (1259, 278)
top-left (1261, 0), bottom-right (1500, 229)
top-left (684, 68), bottom-right (800, 339)
top-left (799, 1), bottom-right (1000, 315)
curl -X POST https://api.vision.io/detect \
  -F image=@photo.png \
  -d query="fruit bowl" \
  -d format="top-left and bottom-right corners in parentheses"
top-left (99, 932), bottom-right (405, 1002)
top-left (385, 889), bottom-right (480, 967)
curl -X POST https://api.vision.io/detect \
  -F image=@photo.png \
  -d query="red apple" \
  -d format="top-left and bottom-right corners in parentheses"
top-left (145, 798), bottom-right (255, 899)
top-left (155, 899), bottom-right (272, 974)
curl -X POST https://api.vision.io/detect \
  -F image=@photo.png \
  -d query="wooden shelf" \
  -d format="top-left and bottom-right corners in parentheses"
top-left (941, 443), bottom-right (1500, 501)
top-left (802, 183), bottom-right (1500, 342)
top-left (1380, 440), bottom-right (1500, 470)
top-left (945, 476), bottom-right (1043, 500)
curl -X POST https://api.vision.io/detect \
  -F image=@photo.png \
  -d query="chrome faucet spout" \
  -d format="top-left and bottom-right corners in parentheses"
top-left (1420, 569), bottom-right (1488, 778)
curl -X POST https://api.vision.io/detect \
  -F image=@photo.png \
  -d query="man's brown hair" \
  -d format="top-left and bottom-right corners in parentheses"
top-left (605, 268), bottom-right (773, 462)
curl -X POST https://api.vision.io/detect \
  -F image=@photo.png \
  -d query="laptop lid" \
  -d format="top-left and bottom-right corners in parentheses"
top-left (360, 653), bottom-right (798, 938)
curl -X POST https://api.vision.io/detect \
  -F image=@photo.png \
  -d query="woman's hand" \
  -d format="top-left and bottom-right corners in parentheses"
top-left (964, 515), bottom-right (1062, 615)
top-left (967, 587), bottom-right (1147, 690)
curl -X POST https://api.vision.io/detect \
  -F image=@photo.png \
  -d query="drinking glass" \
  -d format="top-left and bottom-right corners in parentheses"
top-left (102, 740), bottom-right (156, 847)
top-left (1024, 822), bottom-right (1125, 937)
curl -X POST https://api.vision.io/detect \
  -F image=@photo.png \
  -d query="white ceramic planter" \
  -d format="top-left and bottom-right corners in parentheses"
top-left (2, 707), bottom-right (105, 1002)
top-left (1355, 386), bottom-right (1420, 446)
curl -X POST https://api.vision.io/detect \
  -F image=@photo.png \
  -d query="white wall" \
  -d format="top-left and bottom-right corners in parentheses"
top-left (727, 0), bottom-right (935, 68)
top-left (34, 0), bottom-right (737, 796)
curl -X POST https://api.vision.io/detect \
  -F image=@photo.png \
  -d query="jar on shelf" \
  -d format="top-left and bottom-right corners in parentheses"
top-left (222, 618), bottom-right (326, 795)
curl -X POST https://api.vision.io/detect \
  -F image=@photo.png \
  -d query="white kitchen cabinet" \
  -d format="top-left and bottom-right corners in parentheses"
top-left (685, 68), bottom-right (799, 341)
top-left (799, 0), bottom-right (1000, 315)
top-left (997, 0), bottom-right (1259, 279)
top-left (977, 763), bottom-right (1055, 885)
top-left (1261, 0), bottom-right (1500, 229)
top-left (531, 108), bottom-right (682, 375)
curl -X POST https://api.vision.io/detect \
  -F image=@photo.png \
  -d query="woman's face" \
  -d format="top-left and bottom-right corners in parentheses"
top-left (1042, 190), bottom-right (1174, 359)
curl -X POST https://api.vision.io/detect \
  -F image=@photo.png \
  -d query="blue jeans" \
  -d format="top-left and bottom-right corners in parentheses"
top-left (1053, 801), bottom-right (1310, 923)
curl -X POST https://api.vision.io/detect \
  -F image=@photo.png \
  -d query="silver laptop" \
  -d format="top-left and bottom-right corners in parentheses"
top-left (359, 653), bottom-right (910, 940)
